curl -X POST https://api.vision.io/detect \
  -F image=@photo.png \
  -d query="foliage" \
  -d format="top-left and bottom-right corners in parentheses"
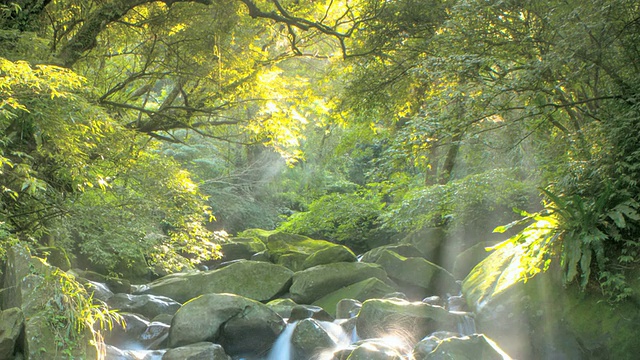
top-left (278, 190), bottom-right (387, 253)
top-left (383, 169), bottom-right (536, 235)
top-left (39, 269), bottom-right (123, 359)
top-left (495, 186), bottom-right (640, 302)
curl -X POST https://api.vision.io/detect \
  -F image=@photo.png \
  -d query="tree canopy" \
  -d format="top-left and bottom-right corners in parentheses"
top-left (2, 0), bottom-right (640, 300)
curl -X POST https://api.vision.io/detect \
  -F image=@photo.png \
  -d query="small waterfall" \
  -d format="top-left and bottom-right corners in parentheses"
top-left (451, 311), bottom-right (477, 336)
top-left (317, 320), bottom-right (351, 347)
top-left (266, 321), bottom-right (297, 360)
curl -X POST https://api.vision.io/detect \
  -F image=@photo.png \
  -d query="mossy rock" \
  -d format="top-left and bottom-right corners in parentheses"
top-left (375, 250), bottom-right (459, 296)
top-left (290, 262), bottom-right (396, 304)
top-left (399, 227), bottom-right (446, 264)
top-left (137, 260), bottom-right (293, 303)
top-left (359, 244), bottom-right (423, 264)
top-left (356, 298), bottom-right (456, 343)
top-left (238, 228), bottom-right (278, 243)
top-left (452, 241), bottom-right (498, 280)
top-left (302, 245), bottom-right (357, 269)
top-left (424, 334), bottom-right (510, 360)
top-left (312, 277), bottom-right (396, 317)
top-left (462, 241), bottom-right (640, 359)
top-left (219, 236), bottom-right (266, 261)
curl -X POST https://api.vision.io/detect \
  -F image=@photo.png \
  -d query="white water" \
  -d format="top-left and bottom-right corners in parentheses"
top-left (266, 321), bottom-right (297, 360)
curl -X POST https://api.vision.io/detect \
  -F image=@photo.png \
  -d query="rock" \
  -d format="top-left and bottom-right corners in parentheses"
top-left (290, 262), bottom-right (395, 304)
top-left (420, 334), bottom-right (511, 360)
top-left (374, 250), bottom-right (459, 297)
top-left (151, 314), bottom-right (174, 325)
top-left (399, 227), bottom-right (446, 264)
top-left (313, 277), bottom-right (396, 317)
top-left (136, 261), bottom-right (293, 303)
top-left (220, 236), bottom-right (266, 261)
top-left (1, 244), bottom-right (97, 359)
top-left (104, 313), bottom-right (151, 349)
top-left (359, 244), bottom-right (423, 263)
top-left (266, 298), bottom-right (298, 319)
top-left (168, 293), bottom-right (285, 357)
top-left (162, 342), bottom-right (230, 360)
top-left (356, 298), bottom-right (456, 344)
top-left (289, 305), bottom-right (333, 322)
top-left (302, 245), bottom-right (357, 269)
top-left (335, 299), bottom-right (362, 319)
top-left (107, 293), bottom-right (181, 319)
top-left (258, 231), bottom-right (345, 271)
top-left (0, 307), bottom-right (24, 359)
top-left (70, 269), bottom-right (132, 293)
top-left (452, 242), bottom-right (497, 279)
top-left (344, 339), bottom-right (405, 359)
top-left (462, 242), bottom-right (593, 359)
top-left (412, 331), bottom-right (460, 357)
top-left (104, 345), bottom-right (166, 360)
top-left (291, 318), bottom-right (342, 359)
top-left (141, 321), bottom-right (171, 350)
top-left (84, 280), bottom-right (115, 302)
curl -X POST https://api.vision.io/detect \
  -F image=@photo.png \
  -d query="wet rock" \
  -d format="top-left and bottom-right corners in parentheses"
top-left (104, 313), bottom-right (150, 349)
top-left (291, 318), bottom-right (342, 359)
top-left (162, 341), bottom-right (230, 360)
top-left (335, 299), bottom-right (362, 319)
top-left (313, 278), bottom-right (395, 317)
top-left (266, 298), bottom-right (298, 319)
top-left (289, 304), bottom-right (333, 322)
top-left (412, 331), bottom-right (460, 358)
top-left (136, 261), bottom-right (293, 303)
top-left (356, 298), bottom-right (456, 344)
top-left (84, 280), bottom-right (115, 302)
top-left (105, 345), bottom-right (166, 360)
top-left (420, 334), bottom-right (511, 360)
top-left (107, 293), bottom-right (181, 319)
top-left (290, 262), bottom-right (395, 304)
top-left (0, 307), bottom-right (24, 359)
top-left (344, 339), bottom-right (406, 359)
top-left (168, 293), bottom-right (285, 357)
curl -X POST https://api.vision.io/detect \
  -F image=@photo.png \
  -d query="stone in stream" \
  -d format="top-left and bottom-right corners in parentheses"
top-left (168, 293), bottom-right (285, 357)
top-left (107, 293), bottom-right (181, 319)
top-left (265, 298), bottom-right (298, 319)
top-left (135, 260), bottom-right (293, 303)
top-left (290, 262), bottom-right (396, 304)
top-left (301, 245), bottom-right (357, 269)
top-left (313, 277), bottom-right (396, 317)
top-left (290, 318), bottom-right (344, 359)
top-left (418, 334), bottom-right (511, 360)
top-left (162, 342), bottom-right (230, 360)
top-left (356, 298), bottom-right (457, 344)
top-left (339, 339), bottom-right (406, 360)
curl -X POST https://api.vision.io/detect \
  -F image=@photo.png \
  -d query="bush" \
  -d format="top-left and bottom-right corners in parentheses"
top-left (278, 191), bottom-right (388, 253)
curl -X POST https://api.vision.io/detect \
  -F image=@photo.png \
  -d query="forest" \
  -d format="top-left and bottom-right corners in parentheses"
top-left (1, 0), bottom-right (640, 359)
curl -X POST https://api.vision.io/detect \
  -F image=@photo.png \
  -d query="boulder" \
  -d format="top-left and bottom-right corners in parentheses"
top-left (291, 318), bottom-right (343, 359)
top-left (168, 293), bottom-right (285, 357)
top-left (219, 236), bottom-right (266, 262)
top-left (162, 342), bottom-right (230, 360)
top-left (261, 231), bottom-right (340, 271)
top-left (356, 298), bottom-right (456, 344)
top-left (83, 280), bottom-right (115, 302)
top-left (399, 227), bottom-right (446, 264)
top-left (0, 307), bottom-right (24, 359)
top-left (1, 244), bottom-right (97, 359)
top-left (290, 262), bottom-right (395, 304)
top-left (374, 250), bottom-right (459, 297)
top-left (302, 245), bottom-right (357, 269)
top-left (452, 241), bottom-right (497, 279)
top-left (107, 293), bottom-right (181, 319)
top-left (342, 339), bottom-right (405, 360)
top-left (36, 246), bottom-right (71, 271)
top-left (104, 313), bottom-right (151, 350)
top-left (412, 331), bottom-right (460, 358)
top-left (359, 244), bottom-right (423, 264)
top-left (266, 298), bottom-right (298, 319)
top-left (420, 334), bottom-right (511, 360)
top-left (313, 277), bottom-right (396, 317)
top-left (335, 299), bottom-right (362, 319)
top-left (289, 304), bottom-right (333, 322)
top-left (462, 241), bottom-right (611, 359)
top-left (136, 261), bottom-right (293, 303)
